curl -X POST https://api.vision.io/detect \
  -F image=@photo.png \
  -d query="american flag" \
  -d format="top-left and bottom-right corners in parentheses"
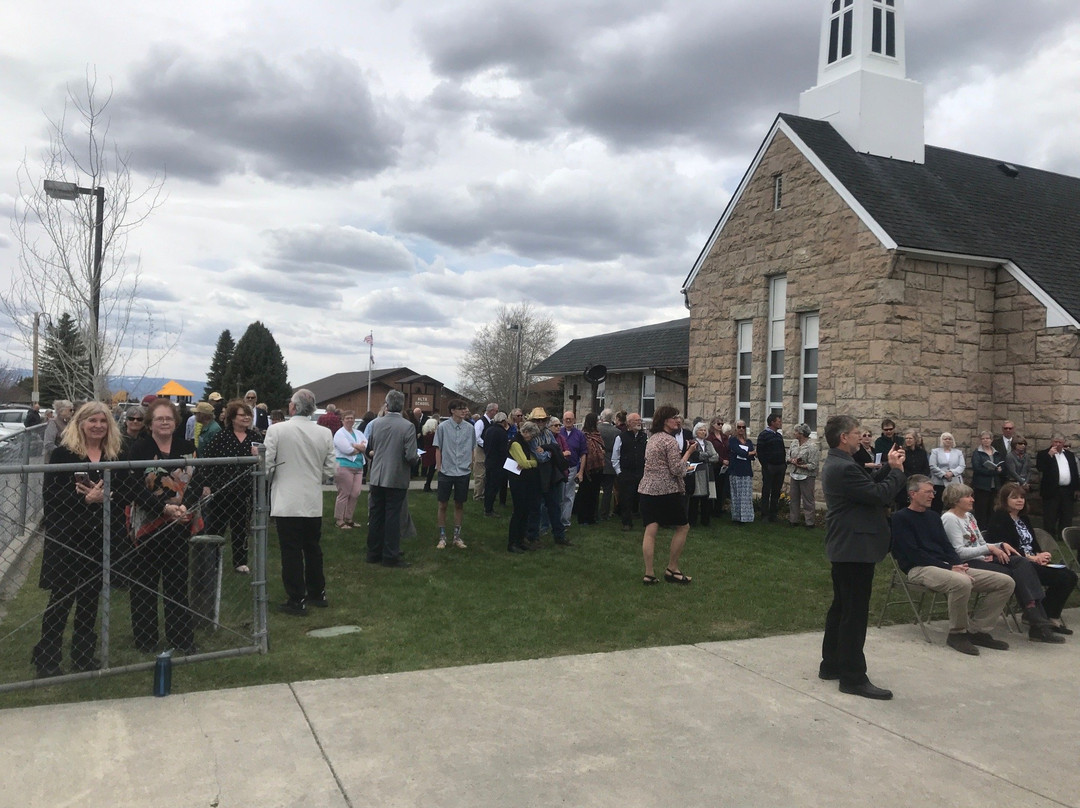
top-left (363, 333), bottom-right (373, 345)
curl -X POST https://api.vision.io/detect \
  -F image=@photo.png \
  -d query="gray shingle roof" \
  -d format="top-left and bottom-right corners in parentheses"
top-left (299, 367), bottom-right (408, 403)
top-left (780, 113), bottom-right (1080, 323)
top-left (532, 318), bottom-right (689, 375)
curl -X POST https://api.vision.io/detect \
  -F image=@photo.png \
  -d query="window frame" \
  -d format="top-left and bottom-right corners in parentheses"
top-left (736, 319), bottom-right (753, 426)
top-left (799, 312), bottom-right (820, 435)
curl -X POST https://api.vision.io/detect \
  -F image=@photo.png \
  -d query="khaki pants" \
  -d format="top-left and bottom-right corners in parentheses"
top-left (905, 565), bottom-right (1014, 634)
top-left (472, 446), bottom-right (486, 500)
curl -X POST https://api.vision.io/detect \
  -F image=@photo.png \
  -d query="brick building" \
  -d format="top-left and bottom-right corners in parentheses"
top-left (682, 0), bottom-right (1080, 464)
top-left (299, 367), bottom-right (471, 417)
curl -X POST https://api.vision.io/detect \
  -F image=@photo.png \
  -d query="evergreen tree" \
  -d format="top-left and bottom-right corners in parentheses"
top-left (39, 312), bottom-right (91, 403)
top-left (221, 322), bottom-right (291, 409)
top-left (205, 329), bottom-right (235, 399)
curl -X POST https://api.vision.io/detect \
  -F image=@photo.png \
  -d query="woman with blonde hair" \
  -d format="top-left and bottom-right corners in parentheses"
top-left (32, 401), bottom-right (123, 677)
top-left (928, 432), bottom-right (964, 512)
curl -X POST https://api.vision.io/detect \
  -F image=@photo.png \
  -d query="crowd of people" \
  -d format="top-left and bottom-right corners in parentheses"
top-left (29, 387), bottom-right (1080, 693)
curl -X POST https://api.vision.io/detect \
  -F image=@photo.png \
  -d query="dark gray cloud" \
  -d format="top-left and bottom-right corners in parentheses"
top-left (387, 168), bottom-right (707, 261)
top-left (265, 225), bottom-right (415, 275)
top-left (418, 0), bottom-right (1080, 156)
top-left (115, 46), bottom-right (404, 185)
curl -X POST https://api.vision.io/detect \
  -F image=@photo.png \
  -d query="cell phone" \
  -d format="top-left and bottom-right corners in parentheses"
top-left (74, 472), bottom-right (90, 486)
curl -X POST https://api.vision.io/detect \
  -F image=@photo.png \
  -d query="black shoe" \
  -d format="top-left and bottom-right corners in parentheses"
top-left (968, 631), bottom-right (1009, 650)
top-left (35, 663), bottom-right (64, 679)
top-left (838, 680), bottom-right (893, 700)
top-left (554, 539), bottom-right (573, 546)
top-left (382, 558), bottom-right (412, 568)
top-left (365, 555), bottom-right (383, 564)
top-left (72, 658), bottom-right (102, 672)
top-left (309, 592), bottom-right (329, 608)
top-left (946, 633), bottom-right (980, 655)
top-left (818, 665), bottom-right (840, 681)
top-left (507, 544), bottom-right (526, 553)
top-left (1050, 622), bottom-right (1073, 635)
top-left (279, 600), bottom-right (307, 616)
top-left (1030, 624), bottom-right (1066, 643)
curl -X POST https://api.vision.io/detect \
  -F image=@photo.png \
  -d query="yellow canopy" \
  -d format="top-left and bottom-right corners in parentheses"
top-left (156, 380), bottom-right (194, 397)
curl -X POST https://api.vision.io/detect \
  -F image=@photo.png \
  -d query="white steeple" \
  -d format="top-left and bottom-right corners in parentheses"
top-left (799, 0), bottom-right (925, 163)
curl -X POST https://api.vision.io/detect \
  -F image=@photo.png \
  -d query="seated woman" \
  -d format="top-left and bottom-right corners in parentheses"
top-left (987, 482), bottom-right (1076, 636)
top-left (940, 484), bottom-right (1065, 644)
top-left (928, 432), bottom-right (964, 512)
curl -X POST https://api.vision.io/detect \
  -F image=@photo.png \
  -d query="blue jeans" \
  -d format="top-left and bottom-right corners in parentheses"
top-left (528, 479), bottom-right (565, 542)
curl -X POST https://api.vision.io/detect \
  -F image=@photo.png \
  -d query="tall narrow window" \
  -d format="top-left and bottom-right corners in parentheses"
top-left (736, 320), bottom-right (752, 425)
top-left (872, 0), bottom-right (896, 57)
top-left (641, 373), bottom-right (655, 419)
top-left (773, 174), bottom-right (783, 210)
top-left (767, 277), bottom-right (786, 419)
top-left (800, 313), bottom-right (819, 432)
top-left (828, 0), bottom-right (854, 63)
top-left (595, 380), bottom-right (606, 413)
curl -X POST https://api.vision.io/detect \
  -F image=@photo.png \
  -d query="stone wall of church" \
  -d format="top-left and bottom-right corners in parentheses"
top-left (686, 129), bottom-right (1080, 472)
top-left (557, 371), bottom-right (688, 418)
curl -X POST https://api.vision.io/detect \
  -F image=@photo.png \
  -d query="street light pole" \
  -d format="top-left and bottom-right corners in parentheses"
top-left (43, 180), bottom-right (105, 400)
top-left (31, 312), bottom-right (42, 405)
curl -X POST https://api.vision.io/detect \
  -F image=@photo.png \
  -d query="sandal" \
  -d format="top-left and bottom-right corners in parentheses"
top-left (234, 565), bottom-right (250, 575)
top-left (664, 568), bottom-right (692, 584)
top-left (642, 575), bottom-right (659, 585)
top-left (336, 521), bottom-right (351, 530)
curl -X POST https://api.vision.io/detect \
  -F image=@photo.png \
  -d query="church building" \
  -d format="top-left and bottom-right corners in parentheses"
top-left (684, 0), bottom-right (1080, 453)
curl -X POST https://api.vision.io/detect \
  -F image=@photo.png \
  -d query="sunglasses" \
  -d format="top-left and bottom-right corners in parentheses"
top-left (127, 417), bottom-right (144, 422)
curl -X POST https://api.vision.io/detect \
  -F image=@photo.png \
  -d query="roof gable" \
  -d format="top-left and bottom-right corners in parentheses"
top-left (684, 113), bottom-right (1080, 328)
top-left (532, 318), bottom-right (689, 376)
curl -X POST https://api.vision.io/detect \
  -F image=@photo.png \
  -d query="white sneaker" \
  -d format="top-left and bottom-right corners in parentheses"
top-left (436, 537), bottom-right (447, 549)
top-left (452, 537), bottom-right (467, 549)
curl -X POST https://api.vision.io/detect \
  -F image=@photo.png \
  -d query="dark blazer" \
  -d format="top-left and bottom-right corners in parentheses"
top-left (986, 510), bottom-right (1042, 554)
top-left (483, 423), bottom-right (510, 470)
top-left (821, 447), bottom-right (906, 563)
top-left (1035, 448), bottom-right (1080, 498)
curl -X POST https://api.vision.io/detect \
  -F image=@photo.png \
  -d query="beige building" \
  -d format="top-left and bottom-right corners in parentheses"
top-left (682, 0), bottom-right (1080, 467)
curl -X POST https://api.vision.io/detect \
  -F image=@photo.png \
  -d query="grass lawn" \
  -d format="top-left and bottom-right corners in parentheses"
top-left (0, 490), bottom-right (948, 709)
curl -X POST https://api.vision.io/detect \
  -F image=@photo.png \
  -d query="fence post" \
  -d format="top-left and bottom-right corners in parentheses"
top-left (253, 445), bottom-right (269, 653)
top-left (100, 467), bottom-right (113, 668)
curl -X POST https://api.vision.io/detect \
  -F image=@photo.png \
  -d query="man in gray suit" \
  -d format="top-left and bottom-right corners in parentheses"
top-left (366, 390), bottom-right (419, 567)
top-left (819, 414), bottom-right (906, 700)
top-left (265, 388), bottom-right (336, 616)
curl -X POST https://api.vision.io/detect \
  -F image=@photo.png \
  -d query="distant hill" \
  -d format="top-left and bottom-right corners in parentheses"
top-left (5, 370), bottom-right (206, 403)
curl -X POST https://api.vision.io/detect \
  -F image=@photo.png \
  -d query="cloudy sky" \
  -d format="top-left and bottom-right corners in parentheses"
top-left (1, 0), bottom-right (1078, 393)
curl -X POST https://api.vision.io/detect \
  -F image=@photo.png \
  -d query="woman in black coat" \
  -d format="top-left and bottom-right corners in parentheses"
top-left (483, 413), bottom-right (510, 516)
top-left (32, 401), bottom-right (124, 677)
top-left (127, 398), bottom-right (200, 654)
top-left (987, 482), bottom-right (1077, 634)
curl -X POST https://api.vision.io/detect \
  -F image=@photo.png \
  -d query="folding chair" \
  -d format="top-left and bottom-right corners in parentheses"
top-left (1058, 526), bottom-right (1080, 573)
top-left (876, 555), bottom-right (945, 642)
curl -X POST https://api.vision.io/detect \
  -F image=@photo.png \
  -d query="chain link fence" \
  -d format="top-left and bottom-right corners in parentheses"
top-left (0, 448), bottom-right (268, 693)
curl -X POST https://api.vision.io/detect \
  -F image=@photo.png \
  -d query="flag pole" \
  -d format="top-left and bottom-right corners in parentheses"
top-left (366, 331), bottom-right (374, 413)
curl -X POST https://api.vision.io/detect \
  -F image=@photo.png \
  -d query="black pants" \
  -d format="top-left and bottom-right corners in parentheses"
top-left (1035, 563), bottom-right (1078, 618)
top-left (423, 465), bottom-right (436, 489)
top-left (508, 474), bottom-right (539, 549)
top-left (484, 466), bottom-right (505, 514)
top-left (972, 488), bottom-right (996, 530)
top-left (617, 475), bottom-right (641, 527)
top-left (1042, 488), bottom-right (1075, 541)
top-left (760, 463), bottom-right (785, 519)
top-left (599, 474), bottom-right (616, 519)
top-left (33, 577), bottom-right (100, 668)
top-left (207, 494), bottom-right (251, 569)
top-left (577, 471), bottom-right (601, 524)
top-left (367, 486), bottom-right (407, 562)
top-left (712, 470), bottom-right (729, 515)
top-left (129, 530), bottom-right (194, 651)
top-left (968, 555), bottom-right (1050, 607)
top-left (821, 562), bottom-right (876, 686)
top-left (276, 516), bottom-right (325, 603)
top-left (687, 495), bottom-right (711, 526)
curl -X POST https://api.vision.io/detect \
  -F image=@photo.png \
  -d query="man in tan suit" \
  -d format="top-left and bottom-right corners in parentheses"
top-left (265, 388), bottom-right (335, 615)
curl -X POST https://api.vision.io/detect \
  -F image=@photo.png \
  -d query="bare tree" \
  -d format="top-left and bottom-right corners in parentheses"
top-left (1, 70), bottom-right (173, 401)
top-left (457, 303), bottom-right (557, 408)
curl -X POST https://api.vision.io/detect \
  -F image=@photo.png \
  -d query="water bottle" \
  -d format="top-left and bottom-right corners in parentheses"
top-left (153, 650), bottom-right (172, 697)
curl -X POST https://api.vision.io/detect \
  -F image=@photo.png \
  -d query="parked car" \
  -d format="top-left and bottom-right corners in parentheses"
top-left (0, 408), bottom-right (29, 438)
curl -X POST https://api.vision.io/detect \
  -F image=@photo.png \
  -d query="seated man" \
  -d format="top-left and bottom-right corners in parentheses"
top-left (890, 475), bottom-right (1014, 655)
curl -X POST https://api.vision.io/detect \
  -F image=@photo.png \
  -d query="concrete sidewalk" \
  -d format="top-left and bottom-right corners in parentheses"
top-left (4, 612), bottom-right (1078, 808)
